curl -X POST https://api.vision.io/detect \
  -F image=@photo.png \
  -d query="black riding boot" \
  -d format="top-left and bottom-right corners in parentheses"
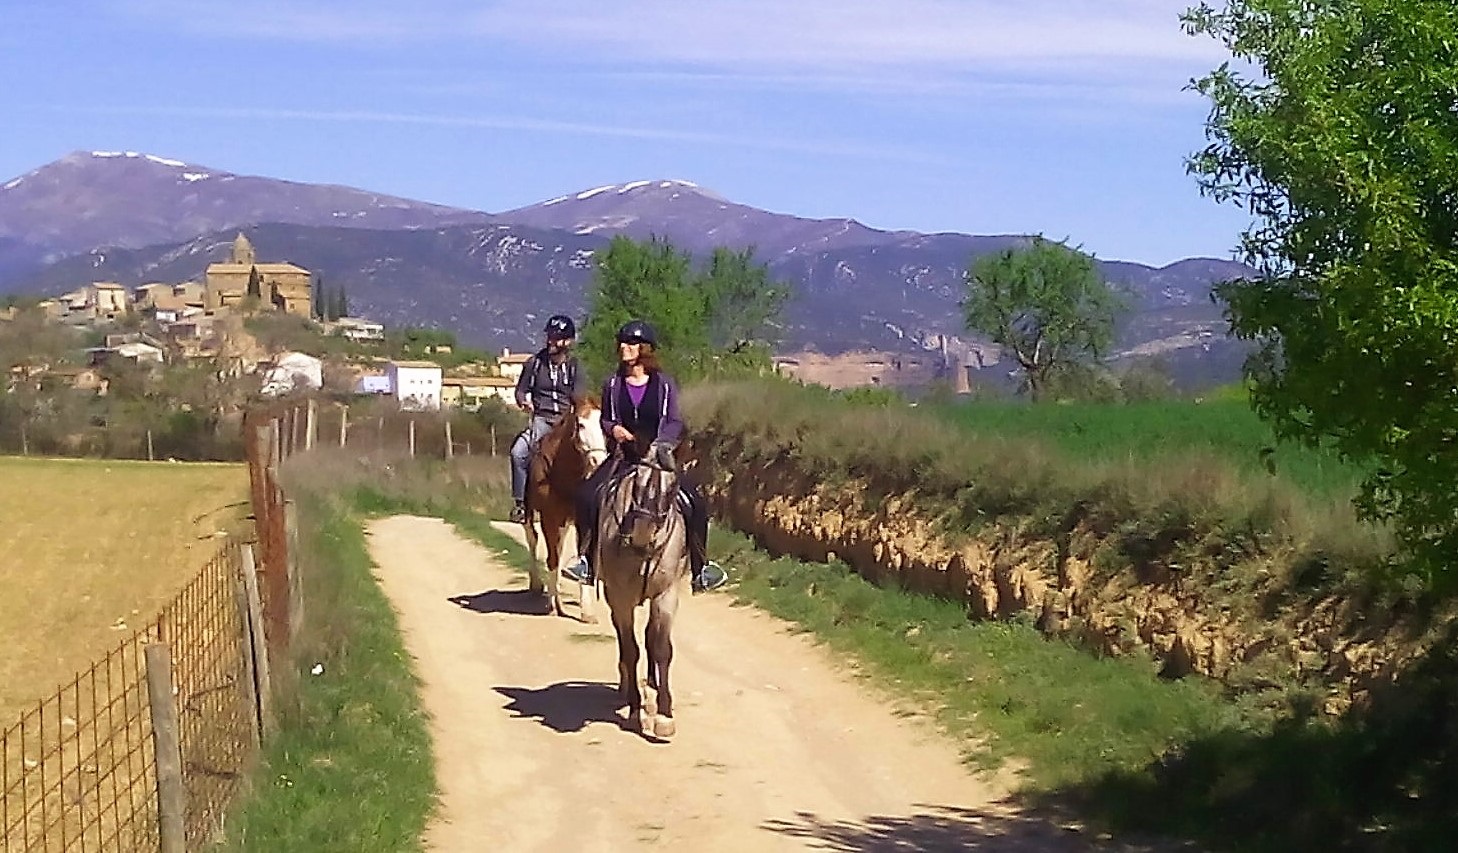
top-left (566, 463), bottom-right (611, 584)
top-left (679, 480), bottom-right (725, 592)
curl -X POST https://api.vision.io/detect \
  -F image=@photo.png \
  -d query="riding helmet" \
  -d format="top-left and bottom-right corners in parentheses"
top-left (544, 314), bottom-right (576, 339)
top-left (616, 319), bottom-right (657, 346)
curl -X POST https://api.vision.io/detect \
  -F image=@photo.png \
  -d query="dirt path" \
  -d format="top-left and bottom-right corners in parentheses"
top-left (365, 515), bottom-right (1139, 852)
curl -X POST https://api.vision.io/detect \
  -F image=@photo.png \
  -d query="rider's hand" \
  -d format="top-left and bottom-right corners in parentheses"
top-left (519, 401), bottom-right (534, 414)
top-left (612, 425), bottom-right (634, 443)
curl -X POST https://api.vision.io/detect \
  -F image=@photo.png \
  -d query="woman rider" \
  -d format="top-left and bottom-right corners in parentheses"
top-left (562, 319), bottom-right (727, 593)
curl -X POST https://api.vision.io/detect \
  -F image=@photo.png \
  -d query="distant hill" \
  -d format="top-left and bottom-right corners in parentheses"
top-left (0, 152), bottom-right (1256, 388)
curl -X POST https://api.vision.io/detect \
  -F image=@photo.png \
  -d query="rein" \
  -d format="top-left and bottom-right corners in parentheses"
top-left (604, 450), bottom-right (681, 600)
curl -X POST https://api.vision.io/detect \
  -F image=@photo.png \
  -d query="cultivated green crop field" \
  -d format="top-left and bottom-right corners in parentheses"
top-left (932, 396), bottom-right (1366, 499)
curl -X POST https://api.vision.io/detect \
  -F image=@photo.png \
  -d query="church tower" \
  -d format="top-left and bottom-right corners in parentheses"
top-left (230, 232), bottom-right (256, 266)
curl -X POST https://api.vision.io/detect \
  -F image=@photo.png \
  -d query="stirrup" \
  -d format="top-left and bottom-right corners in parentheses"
top-left (562, 556), bottom-right (594, 584)
top-left (692, 561), bottom-right (728, 593)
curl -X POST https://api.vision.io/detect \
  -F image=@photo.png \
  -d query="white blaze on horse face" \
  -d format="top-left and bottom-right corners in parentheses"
top-left (577, 408), bottom-right (608, 471)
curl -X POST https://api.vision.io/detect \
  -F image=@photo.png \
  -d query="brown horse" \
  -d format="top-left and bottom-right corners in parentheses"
top-left (521, 397), bottom-right (607, 618)
top-left (594, 451), bottom-right (690, 739)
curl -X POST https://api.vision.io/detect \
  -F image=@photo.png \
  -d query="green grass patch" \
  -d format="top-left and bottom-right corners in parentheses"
top-left (931, 397), bottom-right (1365, 500)
top-left (712, 528), bottom-right (1260, 793)
top-left (218, 493), bottom-right (435, 852)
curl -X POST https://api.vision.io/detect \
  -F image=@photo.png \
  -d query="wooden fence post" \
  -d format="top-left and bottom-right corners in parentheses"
top-left (305, 399), bottom-right (317, 452)
top-left (146, 429), bottom-right (155, 462)
top-left (145, 644), bottom-right (186, 853)
top-left (19, 422), bottom-right (27, 456)
top-left (284, 501), bottom-right (303, 642)
top-left (231, 560), bottom-right (262, 748)
top-left (339, 406), bottom-right (349, 448)
top-left (444, 420), bottom-right (454, 459)
top-left (264, 419), bottom-right (291, 656)
top-left (408, 420), bottom-right (416, 458)
top-left (489, 424), bottom-right (496, 457)
top-left (237, 543), bottom-right (273, 740)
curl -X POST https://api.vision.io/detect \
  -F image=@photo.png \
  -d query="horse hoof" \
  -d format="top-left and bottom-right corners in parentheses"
top-left (653, 716), bottom-right (676, 739)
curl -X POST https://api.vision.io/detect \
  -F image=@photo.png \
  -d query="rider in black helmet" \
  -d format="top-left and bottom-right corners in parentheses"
top-left (509, 314), bottom-right (585, 523)
top-left (563, 318), bottom-right (727, 593)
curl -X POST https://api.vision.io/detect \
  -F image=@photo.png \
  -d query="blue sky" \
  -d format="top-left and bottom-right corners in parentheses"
top-left (0, 0), bottom-right (1252, 266)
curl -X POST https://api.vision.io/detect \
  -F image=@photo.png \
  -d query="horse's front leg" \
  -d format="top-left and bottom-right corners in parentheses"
top-left (523, 511), bottom-right (543, 596)
top-left (645, 591), bottom-right (677, 739)
top-left (610, 600), bottom-right (644, 731)
top-left (541, 508), bottom-right (566, 617)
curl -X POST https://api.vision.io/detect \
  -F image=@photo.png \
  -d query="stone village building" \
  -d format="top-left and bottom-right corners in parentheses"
top-left (204, 233), bottom-right (312, 316)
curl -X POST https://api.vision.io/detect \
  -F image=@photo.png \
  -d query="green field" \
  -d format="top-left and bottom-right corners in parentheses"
top-left (930, 396), bottom-right (1366, 499)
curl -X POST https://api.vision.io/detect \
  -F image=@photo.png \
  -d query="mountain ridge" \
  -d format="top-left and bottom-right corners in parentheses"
top-left (0, 151), bottom-right (1254, 387)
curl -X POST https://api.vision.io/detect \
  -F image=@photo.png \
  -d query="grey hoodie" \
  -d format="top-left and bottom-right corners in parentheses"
top-left (513, 349), bottom-right (585, 419)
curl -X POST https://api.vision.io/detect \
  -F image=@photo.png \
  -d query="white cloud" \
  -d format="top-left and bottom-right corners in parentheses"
top-left (73, 104), bottom-right (951, 164)
top-left (112, 0), bottom-right (1232, 110)
top-left (120, 0), bottom-right (1224, 73)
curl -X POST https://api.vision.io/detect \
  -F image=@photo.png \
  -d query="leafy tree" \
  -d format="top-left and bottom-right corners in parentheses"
top-left (247, 265), bottom-right (262, 300)
top-left (580, 235), bottom-right (788, 379)
top-left (1182, 1), bottom-right (1458, 578)
top-left (312, 274), bottom-right (326, 320)
top-left (699, 246), bottom-right (789, 353)
top-left (335, 283), bottom-right (350, 320)
top-left (962, 236), bottom-right (1124, 400)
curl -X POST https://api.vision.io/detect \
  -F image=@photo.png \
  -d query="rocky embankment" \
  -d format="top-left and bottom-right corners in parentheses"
top-left (684, 433), bottom-right (1436, 716)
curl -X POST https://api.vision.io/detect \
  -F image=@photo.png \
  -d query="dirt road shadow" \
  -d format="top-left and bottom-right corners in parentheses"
top-left (448, 589), bottom-right (547, 616)
top-left (763, 804), bottom-right (1164, 852)
top-left (494, 682), bottom-right (624, 734)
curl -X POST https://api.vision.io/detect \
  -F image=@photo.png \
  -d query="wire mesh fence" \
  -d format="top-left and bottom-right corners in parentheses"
top-left (1, 542), bottom-right (260, 852)
top-left (1, 396), bottom-right (505, 851)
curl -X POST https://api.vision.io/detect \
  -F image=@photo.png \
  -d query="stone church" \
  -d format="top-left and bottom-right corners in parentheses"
top-left (205, 233), bottom-right (313, 316)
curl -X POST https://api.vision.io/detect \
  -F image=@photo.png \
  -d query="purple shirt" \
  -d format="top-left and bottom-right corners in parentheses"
top-left (601, 371), bottom-right (685, 452)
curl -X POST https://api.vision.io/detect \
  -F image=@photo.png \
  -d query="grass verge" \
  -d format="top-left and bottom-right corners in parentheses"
top-left (218, 492), bottom-right (435, 852)
top-left (219, 451), bottom-right (533, 850)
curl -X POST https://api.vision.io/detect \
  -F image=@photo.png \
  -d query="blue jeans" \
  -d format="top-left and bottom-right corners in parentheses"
top-left (510, 416), bottom-right (555, 503)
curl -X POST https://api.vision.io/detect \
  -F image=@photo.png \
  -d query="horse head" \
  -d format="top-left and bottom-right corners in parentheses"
top-left (611, 444), bottom-right (682, 554)
top-left (572, 396), bottom-right (608, 474)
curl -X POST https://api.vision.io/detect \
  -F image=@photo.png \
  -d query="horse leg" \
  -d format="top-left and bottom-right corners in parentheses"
top-left (645, 591), bottom-right (678, 739)
top-left (523, 506), bottom-right (544, 596)
top-left (610, 599), bottom-right (645, 732)
top-left (541, 506), bottom-right (566, 617)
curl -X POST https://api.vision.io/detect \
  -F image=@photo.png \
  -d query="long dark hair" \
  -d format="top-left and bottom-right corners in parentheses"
top-left (618, 342), bottom-right (662, 375)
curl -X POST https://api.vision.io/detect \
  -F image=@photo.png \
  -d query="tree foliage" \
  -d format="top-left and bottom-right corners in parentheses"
top-left (962, 237), bottom-right (1124, 400)
top-left (579, 235), bottom-right (788, 379)
top-left (1183, 0), bottom-right (1458, 578)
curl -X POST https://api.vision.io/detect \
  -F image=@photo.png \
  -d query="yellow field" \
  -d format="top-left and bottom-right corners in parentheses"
top-left (0, 457), bottom-right (250, 724)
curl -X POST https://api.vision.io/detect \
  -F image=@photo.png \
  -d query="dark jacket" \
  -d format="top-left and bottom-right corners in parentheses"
top-left (513, 350), bottom-right (584, 419)
top-left (600, 370), bottom-right (684, 458)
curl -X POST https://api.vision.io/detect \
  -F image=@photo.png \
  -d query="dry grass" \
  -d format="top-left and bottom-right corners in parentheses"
top-left (0, 457), bottom-right (249, 724)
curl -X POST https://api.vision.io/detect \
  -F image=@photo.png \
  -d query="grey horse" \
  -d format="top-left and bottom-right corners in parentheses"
top-left (592, 446), bottom-right (689, 739)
